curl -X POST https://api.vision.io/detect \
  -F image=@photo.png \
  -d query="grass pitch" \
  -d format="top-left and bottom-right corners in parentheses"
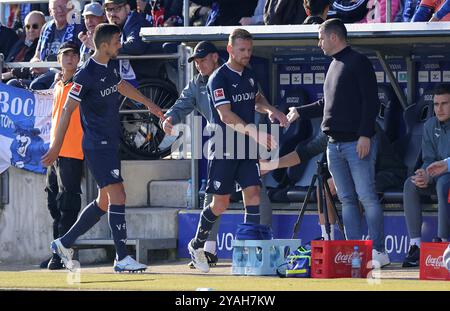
top-left (0, 261), bottom-right (449, 291)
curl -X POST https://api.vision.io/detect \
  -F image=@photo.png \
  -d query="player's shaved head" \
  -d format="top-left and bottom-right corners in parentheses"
top-left (93, 23), bottom-right (121, 49)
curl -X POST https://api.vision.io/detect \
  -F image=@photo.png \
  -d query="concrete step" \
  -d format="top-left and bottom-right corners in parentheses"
top-left (149, 180), bottom-right (189, 208)
top-left (121, 159), bottom-right (190, 207)
top-left (77, 207), bottom-right (180, 264)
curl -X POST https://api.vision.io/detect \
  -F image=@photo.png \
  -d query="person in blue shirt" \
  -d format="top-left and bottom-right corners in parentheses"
top-left (42, 23), bottom-right (165, 273)
top-left (28, 0), bottom-right (84, 90)
top-left (187, 28), bottom-right (289, 273)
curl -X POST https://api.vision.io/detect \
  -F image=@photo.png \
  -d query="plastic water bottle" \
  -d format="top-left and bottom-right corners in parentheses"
top-left (351, 246), bottom-right (362, 278)
top-left (198, 179), bottom-right (207, 209)
top-left (186, 179), bottom-right (192, 209)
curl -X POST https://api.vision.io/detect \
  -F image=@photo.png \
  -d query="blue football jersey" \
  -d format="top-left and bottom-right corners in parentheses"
top-left (207, 64), bottom-right (259, 159)
top-left (68, 58), bottom-right (122, 150)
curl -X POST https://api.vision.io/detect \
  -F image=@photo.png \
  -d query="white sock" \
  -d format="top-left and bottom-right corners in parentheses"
top-left (330, 224), bottom-right (335, 240)
top-left (320, 224), bottom-right (335, 240)
top-left (204, 241), bottom-right (216, 254)
top-left (441, 238), bottom-right (448, 242)
top-left (410, 238), bottom-right (421, 248)
top-left (320, 224), bottom-right (328, 240)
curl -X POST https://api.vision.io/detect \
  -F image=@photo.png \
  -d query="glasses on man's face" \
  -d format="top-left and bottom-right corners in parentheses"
top-left (50, 4), bottom-right (66, 12)
top-left (105, 4), bottom-right (125, 14)
top-left (25, 23), bottom-right (40, 30)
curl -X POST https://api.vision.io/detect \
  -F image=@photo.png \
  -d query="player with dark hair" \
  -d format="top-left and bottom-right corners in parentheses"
top-left (42, 23), bottom-right (165, 273)
top-left (288, 19), bottom-right (390, 267)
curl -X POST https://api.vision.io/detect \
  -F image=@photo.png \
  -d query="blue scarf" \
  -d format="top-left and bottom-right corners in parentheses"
top-left (39, 20), bottom-right (76, 60)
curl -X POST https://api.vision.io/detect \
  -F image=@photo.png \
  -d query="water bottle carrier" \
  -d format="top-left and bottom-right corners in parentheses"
top-left (419, 242), bottom-right (450, 281)
top-left (231, 239), bottom-right (302, 276)
top-left (311, 240), bottom-right (372, 278)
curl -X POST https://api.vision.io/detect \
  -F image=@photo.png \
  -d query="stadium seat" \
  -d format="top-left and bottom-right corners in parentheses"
top-left (376, 85), bottom-right (404, 142)
top-left (381, 89), bottom-right (435, 203)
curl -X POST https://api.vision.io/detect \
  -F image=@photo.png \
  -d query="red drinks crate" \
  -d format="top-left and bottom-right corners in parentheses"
top-left (311, 240), bottom-right (372, 278)
top-left (419, 242), bottom-right (450, 281)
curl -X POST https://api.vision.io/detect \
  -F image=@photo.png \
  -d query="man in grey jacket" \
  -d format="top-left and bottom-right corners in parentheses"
top-left (163, 41), bottom-right (287, 268)
top-left (402, 83), bottom-right (450, 268)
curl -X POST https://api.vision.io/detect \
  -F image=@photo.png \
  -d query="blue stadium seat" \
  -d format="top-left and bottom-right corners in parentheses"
top-left (381, 89), bottom-right (435, 203)
top-left (376, 85), bottom-right (404, 142)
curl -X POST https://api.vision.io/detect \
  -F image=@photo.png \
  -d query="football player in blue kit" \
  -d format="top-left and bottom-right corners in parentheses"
top-left (42, 23), bottom-right (165, 273)
top-left (188, 28), bottom-right (289, 273)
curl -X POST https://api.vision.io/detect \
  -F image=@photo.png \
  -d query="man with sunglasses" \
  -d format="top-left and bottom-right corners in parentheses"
top-left (28, 0), bottom-right (84, 90)
top-left (2, 11), bottom-right (45, 84)
top-left (104, 0), bottom-right (163, 85)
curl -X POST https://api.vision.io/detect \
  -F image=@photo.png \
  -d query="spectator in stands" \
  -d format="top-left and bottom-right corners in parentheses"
top-left (327, 0), bottom-right (370, 23)
top-left (2, 11), bottom-right (45, 84)
top-left (191, 0), bottom-right (259, 26)
top-left (239, 0), bottom-right (266, 25)
top-left (41, 41), bottom-right (84, 270)
top-left (0, 23), bottom-right (19, 58)
top-left (189, 2), bottom-right (211, 26)
top-left (402, 0), bottom-right (419, 21)
top-left (104, 0), bottom-right (160, 84)
top-left (287, 19), bottom-right (390, 267)
top-left (264, 0), bottom-right (307, 25)
top-left (28, 0), bottom-right (83, 90)
top-left (362, 0), bottom-right (401, 23)
top-left (416, 0), bottom-right (450, 22)
top-left (402, 83), bottom-right (450, 268)
top-left (79, 2), bottom-right (106, 63)
top-left (303, 0), bottom-right (330, 24)
top-left (413, 0), bottom-right (450, 21)
top-left (136, 0), bottom-right (183, 26)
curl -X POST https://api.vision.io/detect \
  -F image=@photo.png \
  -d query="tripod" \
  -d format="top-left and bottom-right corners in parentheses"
top-left (291, 157), bottom-right (346, 240)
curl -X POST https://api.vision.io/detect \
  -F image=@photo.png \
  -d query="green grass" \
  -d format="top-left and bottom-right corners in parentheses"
top-left (0, 271), bottom-right (449, 291)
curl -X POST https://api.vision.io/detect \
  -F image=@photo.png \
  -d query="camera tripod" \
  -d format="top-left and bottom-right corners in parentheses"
top-left (291, 158), bottom-right (346, 240)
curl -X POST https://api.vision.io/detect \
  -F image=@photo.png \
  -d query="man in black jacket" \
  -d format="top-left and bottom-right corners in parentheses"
top-left (303, 0), bottom-right (330, 24)
top-left (0, 24), bottom-right (18, 58)
top-left (191, 0), bottom-right (258, 26)
top-left (105, 0), bottom-right (162, 82)
top-left (264, 0), bottom-right (307, 25)
top-left (287, 19), bottom-right (391, 268)
top-left (2, 11), bottom-right (45, 83)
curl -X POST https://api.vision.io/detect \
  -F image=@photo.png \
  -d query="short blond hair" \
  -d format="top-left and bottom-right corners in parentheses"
top-left (228, 28), bottom-right (253, 46)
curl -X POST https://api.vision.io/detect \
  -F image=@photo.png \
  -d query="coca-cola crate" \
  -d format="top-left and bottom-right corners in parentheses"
top-left (419, 242), bottom-right (450, 281)
top-left (311, 240), bottom-right (372, 278)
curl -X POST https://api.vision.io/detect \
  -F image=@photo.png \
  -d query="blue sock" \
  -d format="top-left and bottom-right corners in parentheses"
top-left (108, 204), bottom-right (128, 261)
top-left (192, 205), bottom-right (218, 249)
top-left (245, 205), bottom-right (260, 224)
top-left (60, 201), bottom-right (105, 248)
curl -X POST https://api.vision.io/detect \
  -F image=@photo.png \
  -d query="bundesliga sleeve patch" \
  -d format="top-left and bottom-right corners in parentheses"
top-left (214, 88), bottom-right (225, 101)
top-left (70, 83), bottom-right (83, 96)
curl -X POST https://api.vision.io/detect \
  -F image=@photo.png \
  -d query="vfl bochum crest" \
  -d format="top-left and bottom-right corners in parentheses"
top-left (111, 169), bottom-right (120, 179)
top-left (0, 83), bottom-right (51, 174)
top-left (214, 180), bottom-right (221, 190)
